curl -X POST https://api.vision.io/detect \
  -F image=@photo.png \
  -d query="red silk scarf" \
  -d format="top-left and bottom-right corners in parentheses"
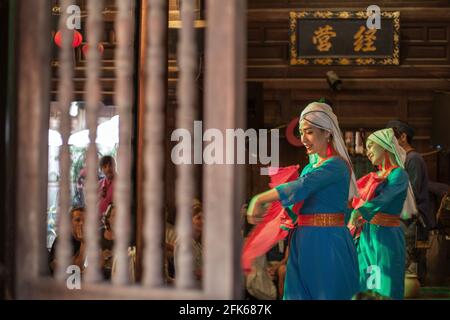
top-left (241, 165), bottom-right (303, 274)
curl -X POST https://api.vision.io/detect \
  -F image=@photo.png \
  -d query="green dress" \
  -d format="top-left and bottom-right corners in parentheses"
top-left (357, 167), bottom-right (408, 299)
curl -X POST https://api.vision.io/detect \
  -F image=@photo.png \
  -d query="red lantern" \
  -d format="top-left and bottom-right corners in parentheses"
top-left (81, 43), bottom-right (105, 58)
top-left (54, 30), bottom-right (83, 48)
top-left (286, 117), bottom-right (303, 147)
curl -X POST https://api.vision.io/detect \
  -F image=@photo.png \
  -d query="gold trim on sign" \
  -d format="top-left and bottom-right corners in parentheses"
top-left (289, 11), bottom-right (400, 66)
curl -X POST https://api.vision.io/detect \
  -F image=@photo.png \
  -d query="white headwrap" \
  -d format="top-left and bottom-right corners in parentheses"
top-left (300, 102), bottom-right (358, 201)
top-left (367, 128), bottom-right (418, 219)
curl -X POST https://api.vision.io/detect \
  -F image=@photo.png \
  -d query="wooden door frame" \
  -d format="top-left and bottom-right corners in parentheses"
top-left (0, 0), bottom-right (17, 300)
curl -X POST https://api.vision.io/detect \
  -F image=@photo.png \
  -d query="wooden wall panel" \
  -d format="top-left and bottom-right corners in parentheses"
top-left (245, 5), bottom-right (450, 185)
top-left (428, 27), bottom-right (448, 41)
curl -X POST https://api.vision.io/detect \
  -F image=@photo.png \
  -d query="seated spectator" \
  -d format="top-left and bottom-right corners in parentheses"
top-left (164, 207), bottom-right (177, 284)
top-left (100, 203), bottom-right (136, 283)
top-left (246, 254), bottom-right (277, 300)
top-left (100, 204), bottom-right (115, 280)
top-left (267, 243), bottom-right (289, 299)
top-left (174, 203), bottom-right (203, 285)
top-left (49, 207), bottom-right (86, 274)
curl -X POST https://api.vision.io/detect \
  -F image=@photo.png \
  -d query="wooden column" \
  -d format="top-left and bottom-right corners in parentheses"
top-left (142, 0), bottom-right (167, 287)
top-left (16, 0), bottom-right (51, 295)
top-left (113, 0), bottom-right (135, 286)
top-left (83, 0), bottom-right (103, 284)
top-left (135, 0), bottom-right (148, 284)
top-left (175, 0), bottom-right (196, 289)
top-left (203, 0), bottom-right (246, 299)
top-left (54, 0), bottom-right (74, 282)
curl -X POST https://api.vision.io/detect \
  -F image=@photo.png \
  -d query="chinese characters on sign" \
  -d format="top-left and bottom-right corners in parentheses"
top-left (290, 11), bottom-right (400, 65)
top-left (353, 26), bottom-right (377, 52)
top-left (312, 25), bottom-right (336, 52)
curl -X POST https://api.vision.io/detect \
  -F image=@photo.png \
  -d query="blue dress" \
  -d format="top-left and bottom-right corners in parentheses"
top-left (357, 167), bottom-right (407, 299)
top-left (275, 157), bottom-right (359, 300)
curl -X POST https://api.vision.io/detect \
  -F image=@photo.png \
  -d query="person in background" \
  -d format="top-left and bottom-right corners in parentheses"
top-left (100, 203), bottom-right (136, 283)
top-left (100, 204), bottom-right (115, 280)
top-left (387, 119), bottom-right (435, 282)
top-left (267, 243), bottom-right (289, 299)
top-left (98, 156), bottom-right (116, 218)
top-left (164, 206), bottom-right (177, 284)
top-left (174, 203), bottom-right (203, 285)
top-left (73, 167), bottom-right (86, 208)
top-left (49, 207), bottom-right (86, 275)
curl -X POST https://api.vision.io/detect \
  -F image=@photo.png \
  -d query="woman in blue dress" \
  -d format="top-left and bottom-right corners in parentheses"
top-left (349, 128), bottom-right (417, 299)
top-left (247, 102), bottom-right (359, 300)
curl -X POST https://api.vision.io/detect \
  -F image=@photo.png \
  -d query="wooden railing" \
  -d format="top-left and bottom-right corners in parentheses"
top-left (16, 0), bottom-right (245, 299)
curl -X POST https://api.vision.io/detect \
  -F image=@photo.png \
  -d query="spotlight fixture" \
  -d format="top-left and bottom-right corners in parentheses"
top-left (326, 70), bottom-right (343, 92)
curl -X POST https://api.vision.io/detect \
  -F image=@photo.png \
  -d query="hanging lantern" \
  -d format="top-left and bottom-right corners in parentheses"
top-left (81, 43), bottom-right (105, 58)
top-left (54, 30), bottom-right (83, 48)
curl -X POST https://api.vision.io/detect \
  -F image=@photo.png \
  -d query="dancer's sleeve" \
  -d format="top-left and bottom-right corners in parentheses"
top-left (357, 168), bottom-right (409, 221)
top-left (275, 158), bottom-right (347, 207)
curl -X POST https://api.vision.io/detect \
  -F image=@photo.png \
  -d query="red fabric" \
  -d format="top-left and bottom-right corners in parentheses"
top-left (241, 165), bottom-right (303, 274)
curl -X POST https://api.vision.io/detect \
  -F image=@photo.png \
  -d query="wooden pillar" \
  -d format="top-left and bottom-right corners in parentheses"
top-left (142, 0), bottom-right (168, 287)
top-left (83, 0), bottom-right (103, 284)
top-left (16, 0), bottom-right (51, 296)
top-left (54, 0), bottom-right (75, 283)
top-left (175, 0), bottom-right (196, 290)
top-left (203, 0), bottom-right (246, 299)
top-left (136, 0), bottom-right (169, 284)
top-left (113, 0), bottom-right (135, 286)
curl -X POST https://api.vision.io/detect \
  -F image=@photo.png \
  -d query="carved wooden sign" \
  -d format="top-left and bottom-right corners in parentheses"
top-left (289, 11), bottom-right (400, 66)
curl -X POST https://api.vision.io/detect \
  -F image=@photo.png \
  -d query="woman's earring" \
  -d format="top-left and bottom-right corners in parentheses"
top-left (326, 140), bottom-right (333, 157)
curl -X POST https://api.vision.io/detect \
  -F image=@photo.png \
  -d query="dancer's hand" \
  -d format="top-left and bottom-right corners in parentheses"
top-left (349, 209), bottom-right (363, 228)
top-left (247, 196), bottom-right (265, 225)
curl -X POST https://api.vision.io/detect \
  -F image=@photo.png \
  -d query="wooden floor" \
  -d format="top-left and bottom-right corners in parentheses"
top-left (409, 287), bottom-right (450, 300)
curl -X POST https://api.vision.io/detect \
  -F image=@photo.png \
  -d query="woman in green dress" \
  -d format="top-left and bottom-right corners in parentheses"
top-left (350, 128), bottom-right (417, 299)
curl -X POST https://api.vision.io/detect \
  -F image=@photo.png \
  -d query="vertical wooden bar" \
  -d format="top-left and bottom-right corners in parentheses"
top-left (54, 0), bottom-right (74, 282)
top-left (113, 0), bottom-right (135, 285)
top-left (203, 0), bottom-right (246, 299)
top-left (142, 0), bottom-right (167, 287)
top-left (135, 0), bottom-right (149, 284)
top-left (16, 0), bottom-right (51, 292)
top-left (83, 0), bottom-right (103, 283)
top-left (175, 0), bottom-right (196, 289)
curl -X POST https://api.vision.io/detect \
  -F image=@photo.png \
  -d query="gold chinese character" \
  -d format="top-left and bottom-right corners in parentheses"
top-left (312, 25), bottom-right (336, 52)
top-left (354, 25), bottom-right (377, 52)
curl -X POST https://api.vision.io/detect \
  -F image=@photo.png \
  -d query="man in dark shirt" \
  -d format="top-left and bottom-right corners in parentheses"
top-left (387, 120), bottom-right (435, 282)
